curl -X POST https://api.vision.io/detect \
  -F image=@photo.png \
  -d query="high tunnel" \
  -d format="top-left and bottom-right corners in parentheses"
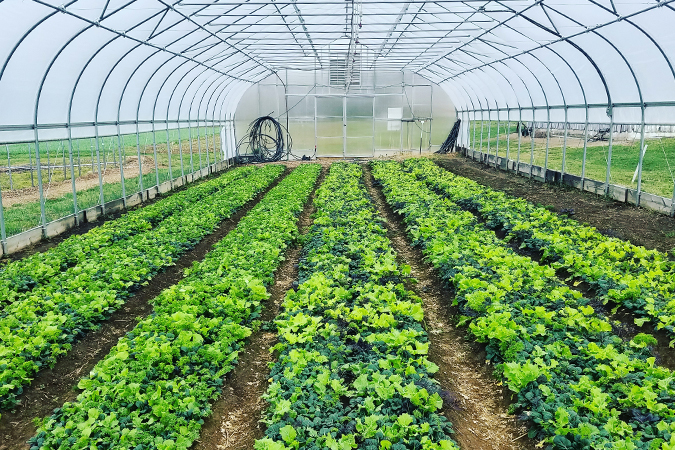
top-left (0, 0), bottom-right (675, 246)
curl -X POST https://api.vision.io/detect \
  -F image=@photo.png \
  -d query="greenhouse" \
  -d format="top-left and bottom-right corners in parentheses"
top-left (1, 0), bottom-right (675, 449)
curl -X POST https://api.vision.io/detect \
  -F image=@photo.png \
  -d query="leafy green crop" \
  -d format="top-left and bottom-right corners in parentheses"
top-left (406, 158), bottom-right (675, 340)
top-left (0, 166), bottom-right (254, 308)
top-left (257, 163), bottom-right (458, 450)
top-left (0, 165), bottom-right (285, 411)
top-left (372, 160), bottom-right (675, 450)
top-left (29, 164), bottom-right (321, 450)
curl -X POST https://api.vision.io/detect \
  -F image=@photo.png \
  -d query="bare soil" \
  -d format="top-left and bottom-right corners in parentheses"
top-left (362, 164), bottom-right (536, 450)
top-left (192, 166), bottom-right (326, 450)
top-left (433, 154), bottom-right (675, 254)
top-left (0, 168), bottom-right (290, 450)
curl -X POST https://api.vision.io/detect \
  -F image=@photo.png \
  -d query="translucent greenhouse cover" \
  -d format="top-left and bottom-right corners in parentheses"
top-left (1, 0), bottom-right (675, 144)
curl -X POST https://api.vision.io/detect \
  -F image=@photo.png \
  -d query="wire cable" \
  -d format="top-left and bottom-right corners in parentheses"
top-left (235, 115), bottom-right (316, 163)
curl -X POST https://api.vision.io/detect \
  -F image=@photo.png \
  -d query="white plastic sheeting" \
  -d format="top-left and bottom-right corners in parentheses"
top-left (1, 0), bottom-right (675, 144)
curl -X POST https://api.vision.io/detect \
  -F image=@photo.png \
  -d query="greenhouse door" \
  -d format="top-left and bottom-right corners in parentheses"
top-left (345, 96), bottom-right (374, 157)
top-left (315, 95), bottom-right (374, 157)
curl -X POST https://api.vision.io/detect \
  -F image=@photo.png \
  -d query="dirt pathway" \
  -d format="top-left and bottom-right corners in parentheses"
top-left (362, 164), bottom-right (536, 450)
top-left (192, 166), bottom-right (325, 450)
top-left (0, 168), bottom-right (290, 450)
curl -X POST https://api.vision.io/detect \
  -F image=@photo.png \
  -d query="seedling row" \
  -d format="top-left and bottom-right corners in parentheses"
top-left (1, 158), bottom-right (674, 450)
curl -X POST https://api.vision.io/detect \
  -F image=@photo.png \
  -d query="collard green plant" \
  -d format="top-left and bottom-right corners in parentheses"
top-left (29, 164), bottom-right (321, 450)
top-left (0, 165), bottom-right (284, 411)
top-left (257, 163), bottom-right (458, 450)
top-left (372, 159), bottom-right (675, 450)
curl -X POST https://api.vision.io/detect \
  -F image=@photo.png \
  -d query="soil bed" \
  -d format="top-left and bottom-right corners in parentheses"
top-left (362, 164), bottom-right (536, 450)
top-left (429, 159), bottom-right (675, 370)
top-left (433, 154), bottom-right (675, 254)
top-left (192, 166), bottom-right (326, 450)
top-left (0, 167), bottom-right (289, 450)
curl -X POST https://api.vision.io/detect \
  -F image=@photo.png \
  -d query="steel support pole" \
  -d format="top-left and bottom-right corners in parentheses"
top-left (604, 112), bottom-right (614, 195)
top-left (581, 108), bottom-right (589, 187)
top-left (93, 129), bottom-right (106, 217)
top-left (212, 123), bottom-right (218, 165)
top-left (204, 121), bottom-right (210, 171)
top-left (315, 97), bottom-right (319, 155)
top-left (151, 122), bottom-right (160, 188)
top-left (544, 113), bottom-right (551, 174)
top-left (342, 95), bottom-right (347, 159)
top-left (479, 112), bottom-right (484, 153)
top-left (197, 122), bottom-right (203, 171)
top-left (6, 145), bottom-right (12, 190)
top-left (0, 180), bottom-right (6, 254)
top-left (166, 122), bottom-right (173, 185)
top-left (472, 112), bottom-right (477, 150)
top-left (495, 117), bottom-right (500, 168)
top-left (506, 109), bottom-right (511, 166)
top-left (529, 115), bottom-right (535, 179)
top-left (188, 122), bottom-right (195, 173)
top-left (135, 122), bottom-right (144, 196)
top-left (516, 109), bottom-right (522, 174)
top-left (116, 124), bottom-right (127, 208)
top-left (67, 127), bottom-right (79, 225)
top-left (636, 106), bottom-right (647, 207)
top-left (177, 122), bottom-right (185, 177)
top-left (561, 108), bottom-right (568, 181)
top-left (487, 114), bottom-right (492, 164)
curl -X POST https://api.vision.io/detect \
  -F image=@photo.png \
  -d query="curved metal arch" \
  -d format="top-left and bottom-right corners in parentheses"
top-left (35, 0), bottom-right (170, 128)
top-left (417, 69), bottom-right (495, 111)
top-left (193, 72), bottom-right (231, 129)
top-left (623, 17), bottom-right (675, 94)
top-left (546, 7), bottom-right (643, 107)
top-left (483, 17), bottom-right (586, 111)
top-left (204, 78), bottom-right (234, 124)
top-left (431, 14), bottom-right (614, 108)
top-left (474, 64), bottom-right (524, 111)
top-left (439, 57), bottom-right (519, 108)
top-left (543, 46), bottom-right (587, 109)
top-left (0, 1), bottom-right (80, 85)
top-left (163, 63), bottom-right (215, 124)
top-left (213, 79), bottom-right (244, 122)
top-left (429, 49), bottom-right (531, 113)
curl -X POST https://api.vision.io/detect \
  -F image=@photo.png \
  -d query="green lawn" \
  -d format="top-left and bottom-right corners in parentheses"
top-left (0, 127), bottom-right (222, 237)
top-left (467, 121), bottom-right (675, 198)
top-left (2, 170), bottom-right (171, 237)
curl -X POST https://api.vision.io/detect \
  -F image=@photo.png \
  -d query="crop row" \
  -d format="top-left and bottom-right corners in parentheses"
top-left (0, 165), bottom-right (254, 308)
top-left (404, 158), bottom-right (675, 338)
top-left (372, 160), bottom-right (675, 450)
top-left (0, 164), bottom-right (284, 411)
top-left (256, 163), bottom-right (458, 450)
top-left (29, 163), bottom-right (321, 450)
